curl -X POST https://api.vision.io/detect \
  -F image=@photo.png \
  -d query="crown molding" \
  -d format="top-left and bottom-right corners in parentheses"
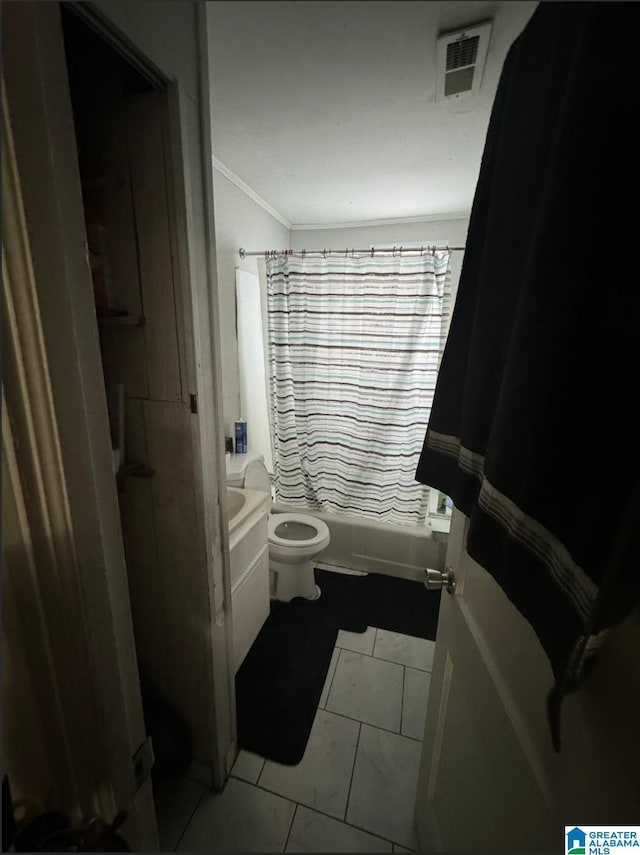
top-left (290, 212), bottom-right (470, 231)
top-left (212, 158), bottom-right (291, 230)
top-left (210, 161), bottom-right (470, 234)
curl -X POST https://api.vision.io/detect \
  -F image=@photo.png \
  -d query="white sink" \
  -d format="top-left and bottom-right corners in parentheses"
top-left (226, 486), bottom-right (269, 537)
top-left (227, 487), bottom-right (246, 522)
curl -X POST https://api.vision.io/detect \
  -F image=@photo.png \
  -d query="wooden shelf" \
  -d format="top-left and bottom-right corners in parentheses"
top-left (97, 311), bottom-right (145, 328)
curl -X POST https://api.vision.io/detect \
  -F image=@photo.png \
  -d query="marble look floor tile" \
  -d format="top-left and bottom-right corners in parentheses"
top-left (177, 777), bottom-right (294, 852)
top-left (336, 626), bottom-right (376, 655)
top-left (346, 724), bottom-right (421, 849)
top-left (231, 749), bottom-right (265, 784)
top-left (319, 647), bottom-right (341, 709)
top-left (401, 668), bottom-right (431, 741)
top-left (153, 776), bottom-right (205, 852)
top-left (258, 709), bottom-right (360, 819)
top-left (326, 650), bottom-right (403, 732)
top-left (285, 806), bottom-right (392, 853)
top-left (373, 630), bottom-right (435, 672)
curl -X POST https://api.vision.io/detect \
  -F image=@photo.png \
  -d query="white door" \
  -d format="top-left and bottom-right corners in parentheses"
top-left (416, 508), bottom-right (640, 852)
top-left (2, 3), bottom-right (159, 847)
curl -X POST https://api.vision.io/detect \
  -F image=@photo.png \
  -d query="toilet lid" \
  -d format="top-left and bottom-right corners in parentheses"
top-left (268, 513), bottom-right (330, 550)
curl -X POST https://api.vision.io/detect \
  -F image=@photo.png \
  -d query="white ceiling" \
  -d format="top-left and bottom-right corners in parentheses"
top-left (208, 1), bottom-right (537, 226)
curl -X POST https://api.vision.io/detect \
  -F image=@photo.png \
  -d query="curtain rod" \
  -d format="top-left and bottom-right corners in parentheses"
top-left (238, 245), bottom-right (465, 260)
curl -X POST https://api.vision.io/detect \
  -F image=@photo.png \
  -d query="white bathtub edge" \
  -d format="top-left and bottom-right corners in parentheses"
top-left (271, 503), bottom-right (447, 581)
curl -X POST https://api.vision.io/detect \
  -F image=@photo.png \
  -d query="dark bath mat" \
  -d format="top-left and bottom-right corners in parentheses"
top-left (234, 567), bottom-right (440, 766)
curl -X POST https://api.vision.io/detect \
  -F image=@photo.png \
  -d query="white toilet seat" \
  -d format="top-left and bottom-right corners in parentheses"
top-left (268, 513), bottom-right (330, 600)
top-left (268, 513), bottom-right (330, 551)
top-left (226, 452), bottom-right (330, 601)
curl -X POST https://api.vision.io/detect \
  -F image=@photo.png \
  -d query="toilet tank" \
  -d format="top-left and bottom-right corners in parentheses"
top-left (226, 449), bottom-right (271, 493)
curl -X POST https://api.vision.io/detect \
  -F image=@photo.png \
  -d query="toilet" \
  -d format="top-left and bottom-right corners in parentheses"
top-left (225, 450), bottom-right (330, 602)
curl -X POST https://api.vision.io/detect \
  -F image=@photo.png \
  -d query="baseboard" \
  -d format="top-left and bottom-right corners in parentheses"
top-left (350, 552), bottom-right (424, 583)
top-left (186, 758), bottom-right (214, 788)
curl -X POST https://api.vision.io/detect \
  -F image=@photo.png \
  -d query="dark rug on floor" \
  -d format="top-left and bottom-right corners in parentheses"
top-left (235, 567), bottom-right (441, 765)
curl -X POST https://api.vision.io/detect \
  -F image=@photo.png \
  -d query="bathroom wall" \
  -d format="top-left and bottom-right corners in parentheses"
top-left (212, 170), bottom-right (289, 436)
top-left (290, 216), bottom-right (470, 309)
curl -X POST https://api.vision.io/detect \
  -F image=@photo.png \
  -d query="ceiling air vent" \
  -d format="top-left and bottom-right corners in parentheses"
top-left (436, 21), bottom-right (492, 101)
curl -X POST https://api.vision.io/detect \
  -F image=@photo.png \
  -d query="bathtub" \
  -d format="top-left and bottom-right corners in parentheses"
top-left (271, 502), bottom-right (447, 582)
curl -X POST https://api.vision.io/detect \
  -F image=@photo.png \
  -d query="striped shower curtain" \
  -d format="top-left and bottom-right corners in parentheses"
top-left (267, 250), bottom-right (451, 526)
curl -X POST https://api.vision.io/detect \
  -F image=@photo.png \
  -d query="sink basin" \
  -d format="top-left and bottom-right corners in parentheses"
top-left (227, 487), bottom-right (246, 522)
top-left (226, 485), bottom-right (270, 537)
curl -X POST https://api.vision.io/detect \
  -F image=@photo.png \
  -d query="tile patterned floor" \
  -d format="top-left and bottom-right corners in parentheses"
top-left (155, 610), bottom-right (434, 852)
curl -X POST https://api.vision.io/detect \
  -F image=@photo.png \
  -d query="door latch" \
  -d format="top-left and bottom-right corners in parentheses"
top-left (424, 565), bottom-right (456, 594)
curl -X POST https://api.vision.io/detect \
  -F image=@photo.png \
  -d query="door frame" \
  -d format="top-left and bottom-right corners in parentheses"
top-left (67, 0), bottom-right (237, 789)
top-left (69, 0), bottom-right (237, 787)
top-left (162, 70), bottom-right (237, 788)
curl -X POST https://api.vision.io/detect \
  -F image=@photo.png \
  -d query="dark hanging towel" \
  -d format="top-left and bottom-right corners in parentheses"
top-left (416, 1), bottom-right (640, 750)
